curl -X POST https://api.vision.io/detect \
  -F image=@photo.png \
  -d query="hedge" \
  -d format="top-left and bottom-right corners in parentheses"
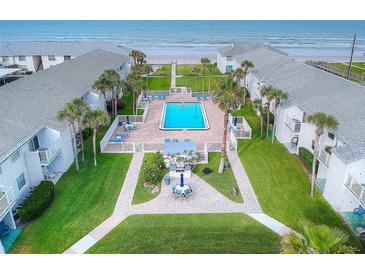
top-left (17, 181), bottom-right (55, 222)
top-left (298, 147), bottom-right (319, 175)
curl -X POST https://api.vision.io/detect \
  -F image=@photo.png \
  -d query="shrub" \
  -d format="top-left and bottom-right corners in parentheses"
top-left (298, 147), bottom-right (319, 175)
top-left (17, 181), bottom-right (55, 222)
top-left (142, 152), bottom-right (166, 185)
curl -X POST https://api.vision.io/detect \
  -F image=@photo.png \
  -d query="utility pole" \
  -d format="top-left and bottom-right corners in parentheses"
top-left (347, 33), bottom-right (356, 80)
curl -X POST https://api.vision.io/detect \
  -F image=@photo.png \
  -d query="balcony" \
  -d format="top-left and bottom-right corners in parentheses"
top-left (0, 186), bottom-right (15, 221)
top-left (318, 147), bottom-right (331, 167)
top-left (285, 116), bottom-right (301, 133)
top-left (345, 176), bottom-right (365, 208)
top-left (38, 140), bottom-right (62, 166)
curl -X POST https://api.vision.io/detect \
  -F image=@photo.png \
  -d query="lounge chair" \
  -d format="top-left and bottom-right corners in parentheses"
top-left (353, 206), bottom-right (365, 216)
top-left (173, 139), bottom-right (179, 142)
top-left (109, 139), bottom-right (126, 143)
top-left (184, 139), bottom-right (190, 142)
top-left (0, 222), bottom-right (10, 238)
top-left (164, 138), bottom-right (171, 143)
top-left (197, 96), bottom-right (201, 101)
top-left (114, 133), bottom-right (129, 138)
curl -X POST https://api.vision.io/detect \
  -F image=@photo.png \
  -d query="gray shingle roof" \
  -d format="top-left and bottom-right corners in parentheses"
top-left (0, 49), bottom-right (129, 162)
top-left (218, 43), bottom-right (287, 57)
top-left (0, 41), bottom-right (130, 56)
top-left (225, 44), bottom-right (365, 163)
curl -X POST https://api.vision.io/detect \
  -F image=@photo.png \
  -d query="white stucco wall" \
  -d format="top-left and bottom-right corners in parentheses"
top-left (323, 154), bottom-right (359, 211)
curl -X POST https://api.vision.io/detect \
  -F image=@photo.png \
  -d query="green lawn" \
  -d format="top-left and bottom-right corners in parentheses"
top-left (352, 62), bottom-right (365, 70)
top-left (147, 77), bottom-right (171, 90)
top-left (11, 128), bottom-right (133, 254)
top-left (176, 76), bottom-right (227, 92)
top-left (236, 103), bottom-right (360, 247)
top-left (193, 152), bottom-right (243, 203)
top-left (132, 153), bottom-right (167, 204)
top-left (152, 64), bottom-right (171, 76)
top-left (87, 213), bottom-right (281, 254)
top-left (330, 63), bottom-right (365, 77)
top-left (177, 64), bottom-right (222, 76)
top-left (117, 93), bottom-right (144, 115)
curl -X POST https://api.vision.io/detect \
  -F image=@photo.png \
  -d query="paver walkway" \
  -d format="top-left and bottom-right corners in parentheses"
top-left (171, 62), bottom-right (176, 88)
top-left (227, 150), bottom-right (262, 213)
top-left (64, 150), bottom-right (291, 254)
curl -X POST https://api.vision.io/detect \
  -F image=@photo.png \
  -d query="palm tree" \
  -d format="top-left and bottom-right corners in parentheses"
top-left (213, 78), bottom-right (244, 173)
top-left (144, 64), bottom-right (153, 89)
top-left (232, 67), bottom-right (246, 105)
top-left (307, 112), bottom-right (338, 197)
top-left (104, 69), bottom-right (121, 117)
top-left (200, 57), bottom-right (210, 92)
top-left (71, 99), bottom-right (90, 162)
top-left (136, 51), bottom-right (146, 65)
top-left (207, 63), bottom-right (215, 92)
top-left (254, 99), bottom-right (265, 139)
top-left (260, 85), bottom-right (276, 139)
top-left (83, 109), bottom-right (110, 167)
top-left (191, 67), bottom-right (201, 92)
top-left (270, 88), bottom-right (288, 143)
top-left (92, 70), bottom-right (121, 117)
top-left (241, 60), bottom-right (254, 104)
top-left (129, 50), bottom-right (139, 65)
top-left (56, 101), bottom-right (82, 171)
top-left (282, 222), bottom-right (357, 254)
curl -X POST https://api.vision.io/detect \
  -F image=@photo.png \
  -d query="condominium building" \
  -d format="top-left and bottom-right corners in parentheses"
top-left (0, 49), bottom-right (130, 238)
top-left (0, 41), bottom-right (130, 72)
top-left (217, 43), bottom-right (365, 217)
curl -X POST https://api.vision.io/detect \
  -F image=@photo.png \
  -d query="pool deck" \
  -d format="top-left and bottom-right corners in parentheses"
top-left (113, 94), bottom-right (224, 146)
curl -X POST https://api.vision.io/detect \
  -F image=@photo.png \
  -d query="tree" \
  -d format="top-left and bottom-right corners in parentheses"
top-left (123, 72), bottom-right (146, 115)
top-left (83, 109), bottom-right (110, 167)
top-left (207, 63), bottom-right (215, 92)
top-left (191, 67), bottom-right (201, 92)
top-left (129, 50), bottom-right (139, 65)
top-left (281, 222), bottom-right (357, 254)
top-left (254, 99), bottom-right (265, 139)
top-left (270, 88), bottom-right (288, 143)
top-left (56, 100), bottom-right (84, 171)
top-left (144, 64), bottom-right (153, 90)
top-left (260, 85), bottom-right (276, 139)
top-left (232, 67), bottom-right (246, 105)
top-left (213, 78), bottom-right (244, 173)
top-left (71, 98), bottom-right (90, 162)
top-left (307, 112), bottom-right (338, 197)
top-left (240, 60), bottom-right (254, 104)
top-left (200, 57), bottom-right (210, 92)
top-left (92, 69), bottom-right (121, 117)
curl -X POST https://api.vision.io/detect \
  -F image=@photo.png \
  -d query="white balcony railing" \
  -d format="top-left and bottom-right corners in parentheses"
top-left (0, 186), bottom-right (15, 221)
top-left (318, 147), bottom-right (331, 167)
top-left (345, 176), bottom-right (365, 207)
top-left (38, 140), bottom-right (62, 165)
top-left (285, 116), bottom-right (301, 133)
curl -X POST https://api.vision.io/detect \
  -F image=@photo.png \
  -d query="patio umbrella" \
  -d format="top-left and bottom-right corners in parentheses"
top-left (234, 117), bottom-right (238, 127)
top-left (180, 173), bottom-right (184, 187)
top-left (126, 115), bottom-right (130, 124)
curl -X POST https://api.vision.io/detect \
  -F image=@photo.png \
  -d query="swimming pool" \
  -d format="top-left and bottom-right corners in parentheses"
top-left (160, 102), bottom-right (209, 130)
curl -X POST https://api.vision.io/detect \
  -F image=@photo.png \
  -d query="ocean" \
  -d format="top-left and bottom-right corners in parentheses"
top-left (0, 20), bottom-right (365, 57)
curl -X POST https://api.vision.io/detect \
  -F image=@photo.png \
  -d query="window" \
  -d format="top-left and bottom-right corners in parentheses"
top-left (16, 173), bottom-right (26, 190)
top-left (2, 56), bottom-right (9, 62)
top-left (11, 150), bottom-right (21, 163)
top-left (311, 140), bottom-right (315, 150)
top-left (18, 55), bottom-right (26, 61)
top-left (48, 55), bottom-right (56, 61)
top-left (328, 132), bottom-right (335, 140)
top-left (226, 56), bottom-right (233, 61)
top-left (28, 136), bottom-right (40, 152)
top-left (226, 65), bottom-right (233, 73)
top-left (64, 55), bottom-right (71, 61)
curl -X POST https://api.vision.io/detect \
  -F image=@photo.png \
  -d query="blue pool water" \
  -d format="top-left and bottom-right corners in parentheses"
top-left (163, 102), bottom-right (206, 129)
